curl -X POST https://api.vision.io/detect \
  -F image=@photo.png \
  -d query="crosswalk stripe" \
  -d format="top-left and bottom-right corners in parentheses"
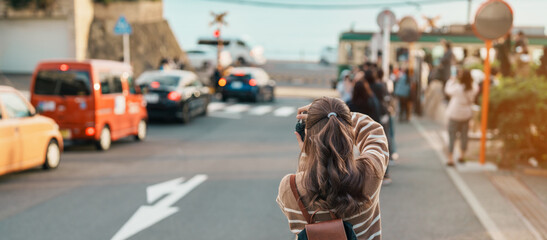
top-left (223, 104), bottom-right (251, 113)
top-left (273, 106), bottom-right (296, 117)
top-left (248, 105), bottom-right (274, 116)
top-left (207, 102), bottom-right (226, 113)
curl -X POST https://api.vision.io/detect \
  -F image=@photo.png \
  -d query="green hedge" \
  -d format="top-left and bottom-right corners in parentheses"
top-left (488, 74), bottom-right (547, 167)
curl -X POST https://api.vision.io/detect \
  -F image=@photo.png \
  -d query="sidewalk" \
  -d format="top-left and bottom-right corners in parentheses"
top-left (411, 116), bottom-right (547, 240)
top-left (380, 120), bottom-right (489, 240)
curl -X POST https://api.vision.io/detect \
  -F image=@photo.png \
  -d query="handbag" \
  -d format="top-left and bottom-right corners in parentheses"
top-left (290, 175), bottom-right (357, 240)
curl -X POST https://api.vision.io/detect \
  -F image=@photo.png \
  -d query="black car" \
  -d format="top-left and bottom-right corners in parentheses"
top-left (219, 67), bottom-right (275, 102)
top-left (137, 70), bottom-right (210, 123)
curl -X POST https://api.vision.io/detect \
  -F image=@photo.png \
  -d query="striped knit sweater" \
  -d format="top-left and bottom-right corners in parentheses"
top-left (277, 112), bottom-right (389, 240)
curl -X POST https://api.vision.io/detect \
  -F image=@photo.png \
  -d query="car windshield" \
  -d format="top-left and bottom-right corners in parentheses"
top-left (186, 50), bottom-right (205, 54)
top-left (34, 70), bottom-right (91, 96)
top-left (198, 39), bottom-right (230, 46)
top-left (139, 75), bottom-right (181, 87)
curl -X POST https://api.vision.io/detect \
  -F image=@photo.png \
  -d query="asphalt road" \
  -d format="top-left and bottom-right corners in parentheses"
top-left (0, 62), bottom-right (491, 239)
top-left (0, 95), bottom-right (492, 240)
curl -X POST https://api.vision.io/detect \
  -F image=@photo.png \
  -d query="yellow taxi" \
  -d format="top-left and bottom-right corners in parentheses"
top-left (0, 86), bottom-right (63, 176)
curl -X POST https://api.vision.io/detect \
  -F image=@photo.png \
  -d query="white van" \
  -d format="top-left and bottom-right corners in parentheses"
top-left (195, 37), bottom-right (266, 66)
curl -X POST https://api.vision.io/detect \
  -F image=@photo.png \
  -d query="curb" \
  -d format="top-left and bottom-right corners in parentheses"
top-left (519, 168), bottom-right (547, 178)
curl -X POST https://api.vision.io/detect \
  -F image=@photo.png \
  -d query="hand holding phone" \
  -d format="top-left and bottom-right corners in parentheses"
top-left (295, 119), bottom-right (306, 141)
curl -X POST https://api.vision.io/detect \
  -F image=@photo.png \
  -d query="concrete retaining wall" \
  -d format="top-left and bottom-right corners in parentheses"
top-left (87, 19), bottom-right (188, 76)
top-left (93, 1), bottom-right (162, 23)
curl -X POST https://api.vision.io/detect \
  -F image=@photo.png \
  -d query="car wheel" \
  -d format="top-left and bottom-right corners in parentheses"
top-left (269, 88), bottom-right (275, 102)
top-left (43, 139), bottom-right (61, 169)
top-left (250, 93), bottom-right (258, 103)
top-left (95, 126), bottom-right (111, 151)
top-left (180, 103), bottom-right (191, 124)
top-left (134, 120), bottom-right (147, 141)
top-left (200, 98), bottom-right (209, 116)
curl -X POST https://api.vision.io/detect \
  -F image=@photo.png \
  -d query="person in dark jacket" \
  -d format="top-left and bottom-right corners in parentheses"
top-left (495, 33), bottom-right (513, 77)
top-left (439, 40), bottom-right (454, 84)
top-left (346, 80), bottom-right (381, 123)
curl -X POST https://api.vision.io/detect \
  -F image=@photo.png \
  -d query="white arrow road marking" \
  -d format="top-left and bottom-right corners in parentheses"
top-left (111, 174), bottom-right (208, 240)
top-left (273, 106), bottom-right (296, 117)
top-left (248, 105), bottom-right (274, 116)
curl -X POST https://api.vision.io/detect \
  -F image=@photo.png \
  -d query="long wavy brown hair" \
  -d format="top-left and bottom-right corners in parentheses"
top-left (298, 97), bottom-right (369, 217)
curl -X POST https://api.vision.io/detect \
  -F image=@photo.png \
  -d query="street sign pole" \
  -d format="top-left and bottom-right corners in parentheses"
top-left (479, 40), bottom-right (492, 165)
top-left (397, 16), bottom-right (421, 86)
top-left (123, 34), bottom-right (130, 64)
top-left (409, 42), bottom-right (414, 77)
top-left (217, 27), bottom-right (223, 70)
top-left (472, 0), bottom-right (513, 165)
top-left (377, 10), bottom-right (395, 82)
top-left (210, 12), bottom-right (228, 70)
top-left (114, 16), bottom-right (132, 64)
top-left (382, 15), bottom-right (390, 82)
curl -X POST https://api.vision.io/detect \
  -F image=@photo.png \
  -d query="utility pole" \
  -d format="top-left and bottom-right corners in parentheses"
top-left (210, 12), bottom-right (228, 70)
top-left (467, 0), bottom-right (472, 25)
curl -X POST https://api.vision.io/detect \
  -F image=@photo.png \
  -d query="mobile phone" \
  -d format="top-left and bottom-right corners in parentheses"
top-left (295, 119), bottom-right (306, 141)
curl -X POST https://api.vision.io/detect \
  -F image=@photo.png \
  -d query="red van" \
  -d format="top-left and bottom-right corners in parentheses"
top-left (30, 60), bottom-right (148, 151)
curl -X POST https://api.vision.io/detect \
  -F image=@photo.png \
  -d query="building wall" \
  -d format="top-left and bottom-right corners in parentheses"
top-left (0, 0), bottom-right (72, 19)
top-left (0, 0), bottom-right (76, 72)
top-left (0, 19), bottom-right (71, 72)
top-left (93, 1), bottom-right (163, 23)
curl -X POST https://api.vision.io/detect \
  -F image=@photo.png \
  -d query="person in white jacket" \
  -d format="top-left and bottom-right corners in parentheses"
top-left (444, 69), bottom-right (479, 166)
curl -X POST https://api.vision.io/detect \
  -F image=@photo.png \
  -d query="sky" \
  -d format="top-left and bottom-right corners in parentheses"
top-left (163, 0), bottom-right (547, 61)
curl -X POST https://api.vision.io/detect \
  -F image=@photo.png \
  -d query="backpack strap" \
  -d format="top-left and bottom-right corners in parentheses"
top-left (290, 174), bottom-right (313, 224)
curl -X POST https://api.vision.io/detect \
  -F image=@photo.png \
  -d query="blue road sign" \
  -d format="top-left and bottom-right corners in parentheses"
top-left (114, 16), bottom-right (132, 35)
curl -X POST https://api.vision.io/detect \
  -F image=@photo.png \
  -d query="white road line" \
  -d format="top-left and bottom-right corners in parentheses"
top-left (273, 106), bottom-right (296, 117)
top-left (223, 104), bottom-right (251, 113)
top-left (248, 105), bottom-right (274, 116)
top-left (411, 119), bottom-right (507, 240)
top-left (207, 102), bottom-right (226, 113)
top-left (208, 112), bottom-right (242, 119)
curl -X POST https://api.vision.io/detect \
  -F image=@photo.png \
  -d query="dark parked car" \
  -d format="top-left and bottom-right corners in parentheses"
top-left (137, 70), bottom-right (210, 123)
top-left (218, 67), bottom-right (275, 102)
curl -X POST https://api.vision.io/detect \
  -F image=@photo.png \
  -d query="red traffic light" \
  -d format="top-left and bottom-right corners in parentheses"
top-left (214, 29), bottom-right (220, 38)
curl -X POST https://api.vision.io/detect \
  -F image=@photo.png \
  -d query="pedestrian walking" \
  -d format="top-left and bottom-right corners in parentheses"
top-left (439, 40), bottom-right (454, 85)
top-left (277, 97), bottom-right (389, 239)
top-left (394, 69), bottom-right (412, 122)
top-left (444, 70), bottom-right (479, 166)
top-left (158, 57), bottom-right (170, 70)
top-left (495, 33), bottom-right (513, 77)
top-left (365, 69), bottom-right (393, 184)
top-left (346, 80), bottom-right (381, 123)
top-left (337, 69), bottom-right (353, 102)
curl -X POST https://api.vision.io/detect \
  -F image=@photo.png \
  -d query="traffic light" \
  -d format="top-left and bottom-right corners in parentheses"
top-left (214, 29), bottom-right (220, 38)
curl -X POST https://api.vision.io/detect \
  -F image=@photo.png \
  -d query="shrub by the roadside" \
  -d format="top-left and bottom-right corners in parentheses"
top-left (488, 74), bottom-right (547, 168)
